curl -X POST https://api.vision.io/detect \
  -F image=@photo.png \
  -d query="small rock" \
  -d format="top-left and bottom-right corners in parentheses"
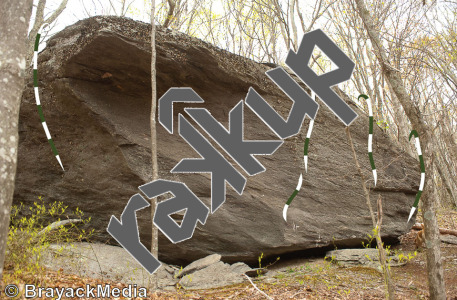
top-left (441, 234), bottom-right (457, 245)
top-left (179, 254), bottom-right (221, 277)
top-left (158, 278), bottom-right (175, 288)
top-left (245, 268), bottom-right (268, 277)
top-left (229, 262), bottom-right (252, 274)
top-left (178, 261), bottom-right (245, 290)
top-left (163, 265), bottom-right (177, 275)
top-left (162, 286), bottom-right (176, 291)
top-left (326, 248), bottom-right (404, 269)
top-left (262, 277), bottom-right (277, 284)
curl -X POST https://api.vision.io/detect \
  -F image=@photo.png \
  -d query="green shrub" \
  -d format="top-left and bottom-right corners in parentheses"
top-left (4, 196), bottom-right (93, 284)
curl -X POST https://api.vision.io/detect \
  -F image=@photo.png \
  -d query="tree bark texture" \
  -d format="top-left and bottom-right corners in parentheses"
top-left (150, 0), bottom-right (159, 260)
top-left (0, 0), bottom-right (33, 278)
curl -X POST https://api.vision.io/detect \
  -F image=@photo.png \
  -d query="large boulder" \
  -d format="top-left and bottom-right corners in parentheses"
top-left (15, 16), bottom-right (418, 266)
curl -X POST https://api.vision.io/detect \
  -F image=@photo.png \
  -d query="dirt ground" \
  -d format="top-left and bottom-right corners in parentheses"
top-left (2, 210), bottom-right (457, 299)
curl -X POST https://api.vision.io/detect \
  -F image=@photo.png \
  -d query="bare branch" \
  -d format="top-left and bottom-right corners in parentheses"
top-left (243, 274), bottom-right (273, 300)
top-left (163, 0), bottom-right (176, 28)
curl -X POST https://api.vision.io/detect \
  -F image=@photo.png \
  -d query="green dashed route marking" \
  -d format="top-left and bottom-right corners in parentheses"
top-left (358, 94), bottom-right (377, 186)
top-left (283, 92), bottom-right (316, 222)
top-left (283, 174), bottom-right (303, 222)
top-left (34, 23), bottom-right (64, 171)
top-left (303, 118), bottom-right (314, 173)
top-left (408, 130), bottom-right (425, 223)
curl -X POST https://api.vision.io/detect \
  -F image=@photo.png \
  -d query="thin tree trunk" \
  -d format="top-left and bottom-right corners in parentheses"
top-left (374, 195), bottom-right (395, 300)
top-left (150, 0), bottom-right (159, 277)
top-left (434, 152), bottom-right (457, 208)
top-left (0, 0), bottom-right (33, 279)
top-left (353, 0), bottom-right (446, 298)
top-left (289, 0), bottom-right (298, 51)
top-left (271, 0), bottom-right (289, 49)
top-left (163, 0), bottom-right (176, 28)
top-left (346, 127), bottom-right (395, 300)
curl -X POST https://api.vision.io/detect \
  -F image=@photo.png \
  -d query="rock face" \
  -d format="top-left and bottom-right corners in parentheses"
top-left (16, 16), bottom-right (419, 266)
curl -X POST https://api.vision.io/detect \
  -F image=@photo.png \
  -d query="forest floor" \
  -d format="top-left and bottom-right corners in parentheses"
top-left (2, 210), bottom-right (457, 299)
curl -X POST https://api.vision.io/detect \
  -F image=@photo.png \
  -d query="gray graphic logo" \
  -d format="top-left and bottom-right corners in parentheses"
top-left (107, 29), bottom-right (357, 274)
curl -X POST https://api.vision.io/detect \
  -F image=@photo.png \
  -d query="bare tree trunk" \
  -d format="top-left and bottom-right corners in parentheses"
top-left (150, 0), bottom-right (159, 261)
top-left (163, 0), bottom-right (176, 28)
top-left (374, 196), bottom-right (395, 300)
top-left (434, 150), bottom-right (457, 207)
top-left (353, 0), bottom-right (446, 298)
top-left (149, 0), bottom-right (159, 290)
top-left (271, 0), bottom-right (289, 49)
top-left (346, 127), bottom-right (395, 300)
top-left (0, 0), bottom-right (33, 279)
top-left (386, 79), bottom-right (414, 155)
top-left (289, 0), bottom-right (298, 51)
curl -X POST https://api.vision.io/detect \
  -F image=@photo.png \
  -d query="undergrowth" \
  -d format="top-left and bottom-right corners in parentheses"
top-left (3, 196), bottom-right (93, 285)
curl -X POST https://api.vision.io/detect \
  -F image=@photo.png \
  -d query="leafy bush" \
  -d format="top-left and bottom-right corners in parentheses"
top-left (4, 196), bottom-right (93, 284)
